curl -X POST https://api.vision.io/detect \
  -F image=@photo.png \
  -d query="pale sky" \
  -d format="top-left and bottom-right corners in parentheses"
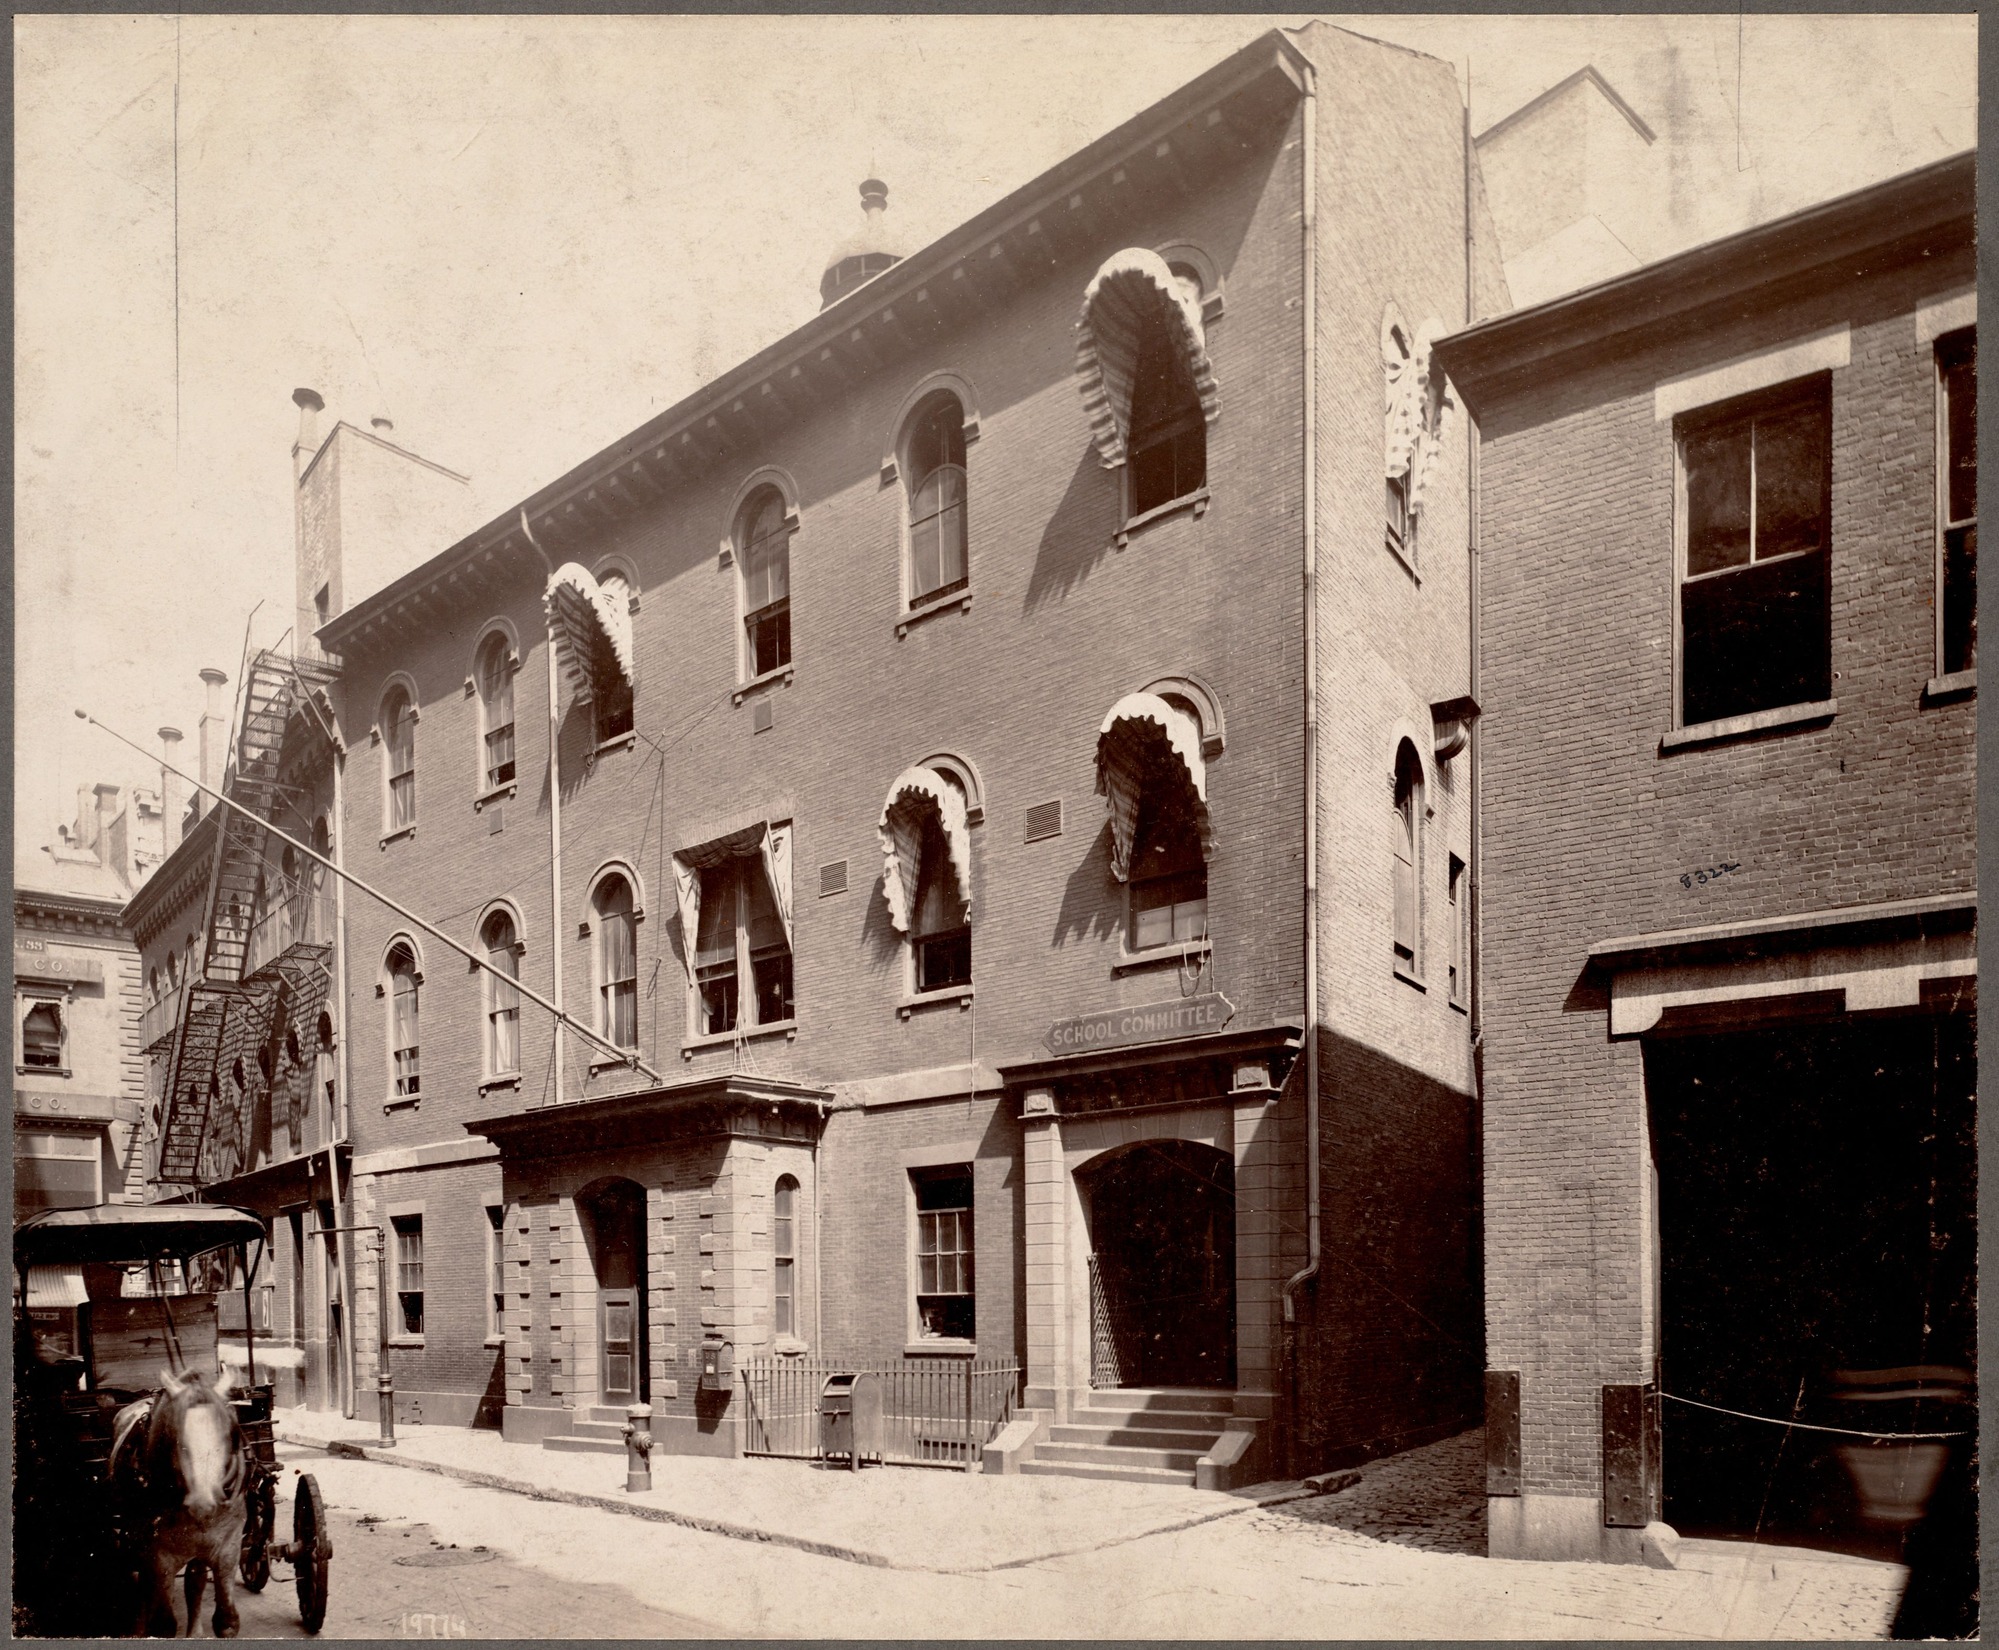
top-left (14, 14), bottom-right (1977, 864)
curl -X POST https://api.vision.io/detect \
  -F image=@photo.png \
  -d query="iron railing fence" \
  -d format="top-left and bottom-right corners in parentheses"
top-left (739, 1355), bottom-right (1021, 1471)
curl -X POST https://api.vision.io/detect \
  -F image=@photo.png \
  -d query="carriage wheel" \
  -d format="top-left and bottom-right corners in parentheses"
top-left (292, 1474), bottom-right (331, 1635)
top-left (239, 1473), bottom-right (274, 1592)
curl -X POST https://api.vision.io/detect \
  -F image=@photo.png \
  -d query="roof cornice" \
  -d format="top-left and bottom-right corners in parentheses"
top-left (1433, 151), bottom-right (1974, 421)
top-left (320, 29), bottom-right (1309, 656)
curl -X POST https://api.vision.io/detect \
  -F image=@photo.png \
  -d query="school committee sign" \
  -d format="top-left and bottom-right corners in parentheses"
top-left (1044, 992), bottom-right (1234, 1057)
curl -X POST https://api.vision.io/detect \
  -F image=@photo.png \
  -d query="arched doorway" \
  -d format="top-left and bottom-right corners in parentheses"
top-left (1080, 1140), bottom-right (1235, 1389)
top-left (577, 1178), bottom-right (648, 1404)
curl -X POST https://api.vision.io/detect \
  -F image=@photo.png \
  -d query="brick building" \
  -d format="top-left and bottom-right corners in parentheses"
top-left (1434, 153), bottom-right (1976, 1561)
top-left (14, 782), bottom-right (164, 1217)
top-left (144, 24), bottom-right (1509, 1483)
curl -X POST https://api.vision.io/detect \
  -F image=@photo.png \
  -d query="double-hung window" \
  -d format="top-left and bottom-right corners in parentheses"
top-left (487, 1206), bottom-right (507, 1341)
top-left (593, 573), bottom-right (636, 742)
top-left (911, 807), bottom-right (973, 992)
top-left (738, 491), bottom-right (792, 677)
top-left (694, 858), bottom-right (792, 1035)
top-left (481, 910), bottom-right (521, 1076)
top-left (773, 1176), bottom-right (798, 1339)
top-left (904, 396), bottom-right (968, 606)
top-left (594, 875), bottom-right (639, 1050)
top-left (476, 633), bottom-right (516, 789)
top-left (18, 996), bottom-right (65, 1072)
top-left (1678, 377), bottom-right (1833, 726)
top-left (1938, 328), bottom-right (1977, 677)
top-left (911, 1166), bottom-right (974, 1342)
top-left (1392, 742), bottom-right (1423, 973)
top-left (1129, 792), bottom-right (1207, 952)
top-left (386, 943), bottom-right (421, 1099)
top-left (391, 1214), bottom-right (424, 1337)
top-left (1128, 300), bottom-right (1208, 518)
top-left (381, 687), bottom-right (417, 831)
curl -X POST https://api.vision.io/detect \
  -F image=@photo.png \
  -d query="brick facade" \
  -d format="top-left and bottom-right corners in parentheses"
top-left (1439, 156), bottom-right (1975, 1561)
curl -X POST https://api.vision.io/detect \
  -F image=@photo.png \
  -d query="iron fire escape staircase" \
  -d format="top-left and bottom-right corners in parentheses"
top-left (155, 649), bottom-right (341, 1189)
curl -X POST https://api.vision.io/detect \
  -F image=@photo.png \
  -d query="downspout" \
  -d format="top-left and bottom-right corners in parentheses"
top-left (520, 512), bottom-right (566, 1109)
top-left (1280, 60), bottom-right (1321, 1451)
top-left (332, 740), bottom-right (357, 1416)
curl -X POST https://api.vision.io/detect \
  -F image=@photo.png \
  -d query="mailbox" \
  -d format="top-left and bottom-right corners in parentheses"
top-left (819, 1372), bottom-right (883, 1470)
top-left (698, 1336), bottom-right (734, 1392)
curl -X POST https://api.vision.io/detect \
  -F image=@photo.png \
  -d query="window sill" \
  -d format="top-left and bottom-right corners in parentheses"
top-left (732, 665), bottom-right (793, 706)
top-left (1924, 669), bottom-right (1976, 704)
top-left (483, 1336), bottom-right (505, 1350)
top-left (473, 783), bottom-right (517, 813)
top-left (587, 1050), bottom-right (643, 1074)
top-left (379, 825), bottom-right (418, 849)
top-left (1394, 962), bottom-right (1427, 993)
top-left (1660, 697), bottom-right (1836, 753)
top-left (899, 986), bottom-right (973, 1019)
top-left (1385, 534), bottom-right (1421, 585)
top-left (1116, 486), bottom-right (1209, 548)
top-left (773, 1336), bottom-right (811, 1358)
top-left (478, 1074), bottom-right (521, 1096)
top-left (1449, 995), bottom-right (1469, 1015)
top-left (897, 587), bottom-right (972, 637)
top-left (1114, 937), bottom-right (1211, 976)
top-left (682, 1019), bottom-right (798, 1058)
top-left (17, 1066), bottom-right (70, 1079)
top-left (904, 1341), bottom-right (976, 1358)
top-left (593, 732), bottom-right (637, 759)
top-left (383, 1095), bottom-right (421, 1115)
top-left (387, 1336), bottom-right (425, 1350)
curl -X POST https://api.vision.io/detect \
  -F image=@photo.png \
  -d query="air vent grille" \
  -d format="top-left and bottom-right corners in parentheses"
top-left (819, 860), bottom-right (849, 897)
top-left (1023, 799), bottom-right (1063, 842)
top-left (751, 698), bottom-right (775, 734)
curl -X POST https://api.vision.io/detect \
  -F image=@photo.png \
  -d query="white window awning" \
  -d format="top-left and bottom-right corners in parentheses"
top-left (1075, 248), bottom-right (1220, 469)
top-left (1095, 692), bottom-right (1212, 883)
top-left (877, 766), bottom-right (972, 935)
top-left (1383, 315), bottom-right (1457, 516)
top-left (544, 563), bottom-right (635, 712)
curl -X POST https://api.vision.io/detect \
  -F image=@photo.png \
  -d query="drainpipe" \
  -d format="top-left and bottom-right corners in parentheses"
top-left (1280, 60), bottom-right (1322, 1464)
top-left (519, 511), bottom-right (566, 1108)
top-left (333, 741), bottom-right (357, 1417)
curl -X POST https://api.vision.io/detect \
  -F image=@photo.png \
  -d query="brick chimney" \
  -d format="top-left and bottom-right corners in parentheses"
top-left (159, 727), bottom-right (187, 852)
top-left (196, 667), bottom-right (229, 820)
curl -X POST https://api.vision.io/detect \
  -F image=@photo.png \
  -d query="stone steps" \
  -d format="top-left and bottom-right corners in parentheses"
top-left (1028, 1440), bottom-right (1210, 1473)
top-left (1018, 1457), bottom-right (1200, 1487)
top-left (1022, 1389), bottom-right (1235, 1487)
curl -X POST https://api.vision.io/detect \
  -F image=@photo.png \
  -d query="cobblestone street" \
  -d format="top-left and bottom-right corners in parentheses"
top-left (1251, 1429), bottom-right (1487, 1555)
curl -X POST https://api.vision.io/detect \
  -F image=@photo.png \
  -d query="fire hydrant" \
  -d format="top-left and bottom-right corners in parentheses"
top-left (622, 1401), bottom-right (653, 1493)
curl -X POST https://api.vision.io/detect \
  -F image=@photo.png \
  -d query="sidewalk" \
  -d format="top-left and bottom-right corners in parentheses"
top-left (271, 1407), bottom-right (1311, 1574)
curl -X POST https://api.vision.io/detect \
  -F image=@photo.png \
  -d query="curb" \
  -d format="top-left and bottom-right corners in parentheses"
top-left (280, 1430), bottom-right (1319, 1576)
top-left (282, 1433), bottom-right (899, 1571)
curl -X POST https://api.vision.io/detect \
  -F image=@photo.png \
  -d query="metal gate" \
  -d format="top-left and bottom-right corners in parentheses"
top-left (739, 1356), bottom-right (1020, 1470)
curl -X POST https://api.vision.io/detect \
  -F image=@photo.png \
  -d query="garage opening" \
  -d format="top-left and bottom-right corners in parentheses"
top-left (1081, 1139), bottom-right (1236, 1389)
top-left (1647, 1004), bottom-right (1975, 1554)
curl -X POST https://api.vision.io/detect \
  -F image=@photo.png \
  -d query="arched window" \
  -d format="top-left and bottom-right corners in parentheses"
top-left (589, 576), bottom-right (635, 742)
top-left (476, 632), bottom-right (517, 790)
top-left (878, 766), bottom-right (973, 994)
top-left (903, 394), bottom-right (967, 607)
top-left (1128, 268), bottom-right (1209, 516)
top-left (381, 685), bottom-right (417, 831)
top-left (737, 488), bottom-right (792, 676)
top-left (386, 942), bottom-right (421, 1098)
top-left (148, 966), bottom-right (161, 1003)
top-left (481, 909), bottom-right (521, 1077)
top-left (314, 1010), bottom-right (338, 1146)
top-left (165, 951), bottom-right (179, 992)
top-left (773, 1175), bottom-right (799, 1337)
top-left (593, 875), bottom-right (638, 1050)
top-left (1096, 694), bottom-right (1213, 954)
top-left (1392, 741), bottom-right (1423, 970)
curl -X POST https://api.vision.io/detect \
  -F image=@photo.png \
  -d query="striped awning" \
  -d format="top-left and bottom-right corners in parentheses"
top-left (1075, 248), bottom-right (1220, 469)
top-left (1095, 693), bottom-right (1212, 884)
top-left (544, 563), bottom-right (635, 710)
top-left (877, 767), bottom-right (972, 935)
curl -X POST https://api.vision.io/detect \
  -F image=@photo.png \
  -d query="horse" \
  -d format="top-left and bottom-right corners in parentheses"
top-left (109, 1368), bottom-right (249, 1638)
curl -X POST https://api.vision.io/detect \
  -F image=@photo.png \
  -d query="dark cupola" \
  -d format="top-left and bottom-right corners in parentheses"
top-left (819, 178), bottom-right (905, 310)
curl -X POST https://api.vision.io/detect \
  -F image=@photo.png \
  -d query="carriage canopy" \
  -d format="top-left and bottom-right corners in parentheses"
top-left (14, 1203), bottom-right (266, 1270)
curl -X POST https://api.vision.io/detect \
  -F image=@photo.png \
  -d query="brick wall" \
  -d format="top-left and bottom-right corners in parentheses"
top-left (1475, 245), bottom-right (1977, 1497)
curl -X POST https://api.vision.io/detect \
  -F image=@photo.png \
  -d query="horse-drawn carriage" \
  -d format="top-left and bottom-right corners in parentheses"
top-left (14, 1203), bottom-right (331, 1637)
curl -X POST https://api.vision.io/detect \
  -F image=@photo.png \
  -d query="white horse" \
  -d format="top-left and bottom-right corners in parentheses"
top-left (109, 1368), bottom-right (249, 1637)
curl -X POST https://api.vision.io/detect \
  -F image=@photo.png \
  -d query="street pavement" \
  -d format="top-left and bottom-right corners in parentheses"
top-left (261, 1420), bottom-right (1908, 1639)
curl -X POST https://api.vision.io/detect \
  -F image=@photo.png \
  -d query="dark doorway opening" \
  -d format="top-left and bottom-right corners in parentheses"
top-left (1648, 1007), bottom-right (1975, 1555)
top-left (578, 1178), bottom-right (649, 1405)
top-left (1082, 1139), bottom-right (1236, 1389)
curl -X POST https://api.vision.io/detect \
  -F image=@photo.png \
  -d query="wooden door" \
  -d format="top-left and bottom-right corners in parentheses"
top-left (599, 1290), bottom-right (638, 1402)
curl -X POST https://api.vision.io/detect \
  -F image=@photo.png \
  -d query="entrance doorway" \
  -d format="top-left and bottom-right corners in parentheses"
top-left (1081, 1140), bottom-right (1236, 1389)
top-left (578, 1178), bottom-right (648, 1405)
top-left (1648, 1008), bottom-right (1976, 1552)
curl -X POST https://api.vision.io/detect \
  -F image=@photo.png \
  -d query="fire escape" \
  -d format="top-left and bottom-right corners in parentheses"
top-left (155, 649), bottom-right (343, 1193)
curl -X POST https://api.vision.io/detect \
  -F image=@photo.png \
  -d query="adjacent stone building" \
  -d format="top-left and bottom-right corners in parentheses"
top-left (1435, 152), bottom-right (1976, 1561)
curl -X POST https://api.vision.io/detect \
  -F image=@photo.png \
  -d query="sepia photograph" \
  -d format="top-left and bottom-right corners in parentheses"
top-left (11, 11), bottom-right (1980, 1639)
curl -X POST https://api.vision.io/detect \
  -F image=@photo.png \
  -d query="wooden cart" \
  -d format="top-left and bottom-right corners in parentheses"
top-left (14, 1203), bottom-right (332, 1636)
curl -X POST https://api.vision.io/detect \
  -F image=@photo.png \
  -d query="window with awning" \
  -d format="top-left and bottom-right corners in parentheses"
top-left (1075, 249), bottom-right (1220, 501)
top-left (1096, 694), bottom-right (1213, 951)
top-left (544, 563), bottom-right (636, 743)
top-left (672, 822), bottom-right (794, 1036)
top-left (877, 767), bottom-right (973, 991)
